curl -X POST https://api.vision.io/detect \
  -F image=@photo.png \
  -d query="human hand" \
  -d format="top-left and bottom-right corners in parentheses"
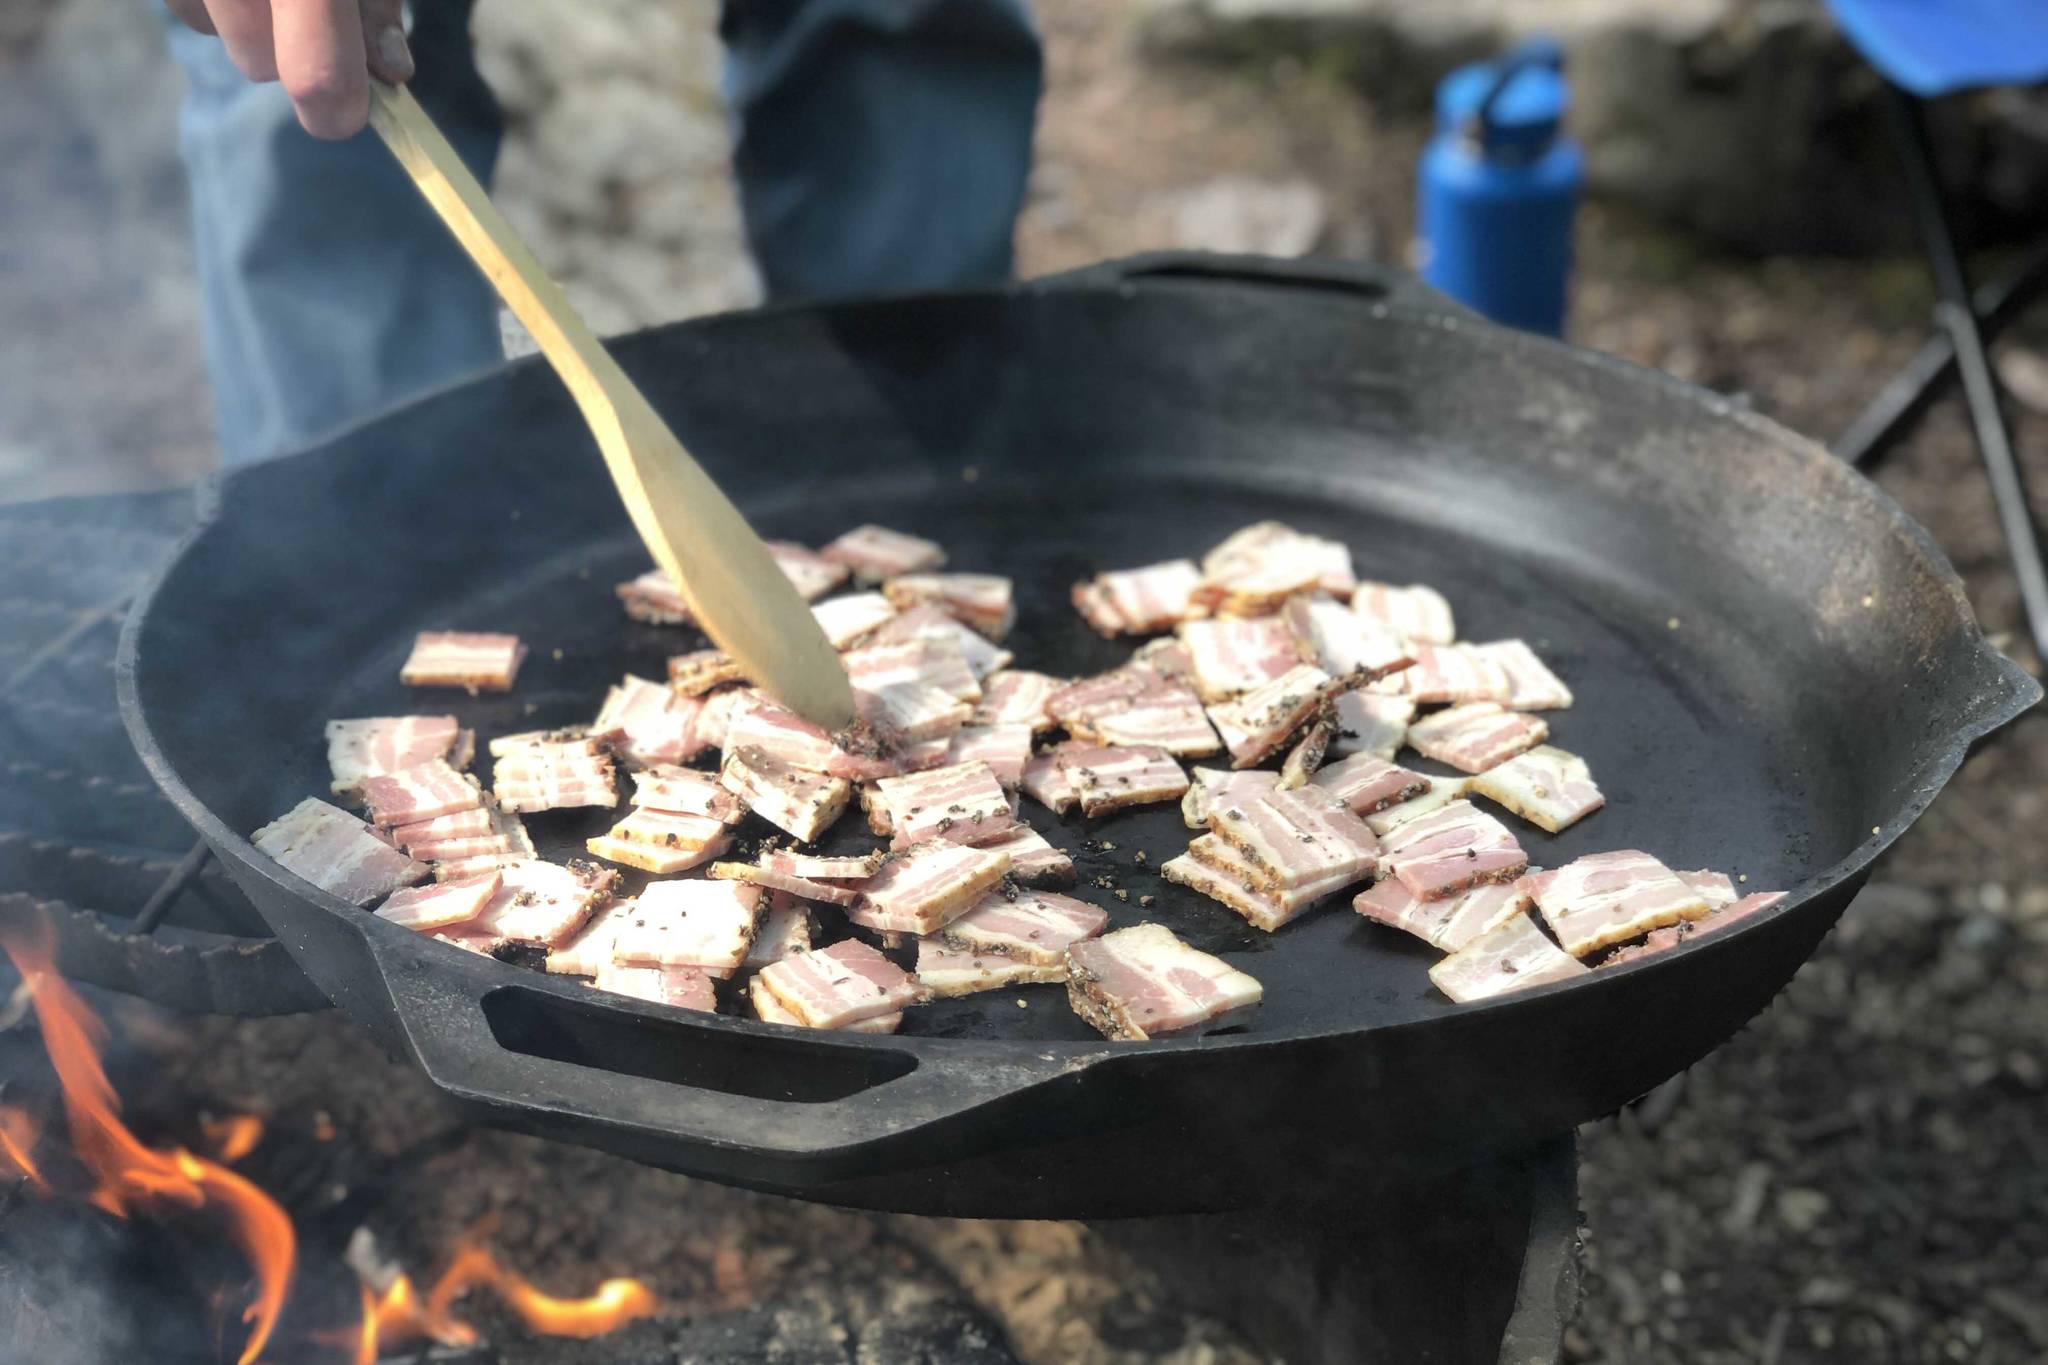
top-left (164, 0), bottom-right (412, 139)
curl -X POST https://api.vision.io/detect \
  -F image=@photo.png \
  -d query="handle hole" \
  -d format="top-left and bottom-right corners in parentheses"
top-left (482, 985), bottom-right (915, 1103)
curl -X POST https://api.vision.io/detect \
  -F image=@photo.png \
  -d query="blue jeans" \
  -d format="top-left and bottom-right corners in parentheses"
top-left (168, 0), bottom-right (1040, 466)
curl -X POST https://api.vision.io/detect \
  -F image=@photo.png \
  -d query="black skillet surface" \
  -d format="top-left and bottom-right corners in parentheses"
top-left (120, 255), bottom-right (2037, 1217)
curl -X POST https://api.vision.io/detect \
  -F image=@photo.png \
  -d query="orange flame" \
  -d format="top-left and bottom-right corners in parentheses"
top-left (0, 919), bottom-right (294, 1365)
top-left (355, 1236), bottom-right (658, 1361)
top-left (0, 1103), bottom-right (47, 1192)
top-left (202, 1115), bottom-right (265, 1164)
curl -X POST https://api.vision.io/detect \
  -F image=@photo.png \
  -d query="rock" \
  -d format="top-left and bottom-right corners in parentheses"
top-left (531, 80), bottom-right (731, 202)
top-left (1775, 1187), bottom-right (1830, 1233)
top-left (1135, 0), bottom-right (2048, 253)
top-left (1155, 175), bottom-right (1329, 256)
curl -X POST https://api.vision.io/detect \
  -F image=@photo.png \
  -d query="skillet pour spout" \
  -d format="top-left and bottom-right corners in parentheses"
top-left (120, 253), bottom-right (2037, 1218)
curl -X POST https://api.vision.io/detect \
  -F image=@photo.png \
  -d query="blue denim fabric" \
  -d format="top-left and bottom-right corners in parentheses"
top-left (166, 0), bottom-right (1042, 465)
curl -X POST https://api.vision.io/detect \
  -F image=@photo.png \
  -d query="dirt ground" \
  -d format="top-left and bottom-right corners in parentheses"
top-left (3, 1), bottom-right (2047, 1362)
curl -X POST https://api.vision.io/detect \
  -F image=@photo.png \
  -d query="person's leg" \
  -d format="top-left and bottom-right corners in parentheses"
top-left (720, 0), bottom-right (1042, 299)
top-left (165, 0), bottom-right (505, 465)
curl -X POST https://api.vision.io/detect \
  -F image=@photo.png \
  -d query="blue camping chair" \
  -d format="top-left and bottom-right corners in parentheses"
top-left (1826, 0), bottom-right (2048, 658)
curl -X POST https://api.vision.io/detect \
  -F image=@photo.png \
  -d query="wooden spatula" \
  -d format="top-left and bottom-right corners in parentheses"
top-left (366, 82), bottom-right (855, 731)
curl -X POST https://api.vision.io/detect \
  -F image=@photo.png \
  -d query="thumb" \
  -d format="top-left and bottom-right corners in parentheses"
top-left (361, 0), bottom-right (413, 84)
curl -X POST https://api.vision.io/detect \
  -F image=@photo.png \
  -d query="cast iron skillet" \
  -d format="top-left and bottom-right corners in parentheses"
top-left (119, 254), bottom-right (2037, 1218)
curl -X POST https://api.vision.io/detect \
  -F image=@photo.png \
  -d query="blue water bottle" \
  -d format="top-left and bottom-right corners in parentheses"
top-left (1417, 39), bottom-right (1582, 336)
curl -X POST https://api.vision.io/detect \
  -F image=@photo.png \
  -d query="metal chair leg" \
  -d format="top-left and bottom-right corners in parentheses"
top-left (1880, 84), bottom-right (2048, 660)
top-left (1833, 243), bottom-right (2048, 468)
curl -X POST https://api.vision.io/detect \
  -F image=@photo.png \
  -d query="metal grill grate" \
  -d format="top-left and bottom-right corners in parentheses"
top-left (0, 490), bottom-right (324, 1015)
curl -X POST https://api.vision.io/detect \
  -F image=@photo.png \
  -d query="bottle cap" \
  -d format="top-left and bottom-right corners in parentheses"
top-left (1435, 41), bottom-right (1568, 161)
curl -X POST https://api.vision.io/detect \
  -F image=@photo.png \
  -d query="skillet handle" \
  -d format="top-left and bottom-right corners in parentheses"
top-left (1033, 250), bottom-right (1481, 319)
top-left (370, 930), bottom-right (1086, 1184)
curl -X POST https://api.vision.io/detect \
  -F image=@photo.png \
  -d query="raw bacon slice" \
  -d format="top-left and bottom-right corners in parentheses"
top-left (1406, 702), bottom-right (1549, 775)
top-left (615, 570), bottom-right (693, 625)
top-left (720, 693), bottom-right (930, 782)
top-left (1054, 745), bottom-right (1190, 818)
top-left (1429, 912), bottom-right (1589, 1003)
top-left (812, 592), bottom-right (898, 648)
top-left (1470, 745), bottom-right (1604, 833)
top-left (969, 670), bottom-right (1062, 732)
top-left (629, 765), bottom-right (746, 823)
top-left (1396, 644), bottom-right (1515, 706)
top-left (843, 639), bottom-right (982, 703)
top-left (744, 894), bottom-right (814, 968)
top-left (1046, 666), bottom-right (1159, 730)
top-left (400, 631), bottom-right (527, 693)
top-left (1282, 595), bottom-right (1413, 684)
top-left (968, 821), bottom-right (1076, 886)
top-left (1180, 767), bottom-right (1280, 829)
top-left (1351, 582), bottom-right (1455, 645)
top-left (592, 674), bottom-right (704, 767)
top-left (470, 857), bottom-right (619, 949)
top-left (1276, 713), bottom-right (1334, 790)
top-left (487, 728), bottom-right (602, 759)
top-left (941, 889), bottom-right (1107, 963)
top-left (1311, 752), bottom-right (1432, 815)
top-left (252, 798), bottom-right (428, 906)
top-left (820, 524), bottom-right (946, 583)
top-left (1524, 851), bottom-right (1714, 957)
top-left (545, 899), bottom-right (635, 976)
top-left (325, 716), bottom-right (463, 797)
top-left (1678, 869), bottom-right (1739, 909)
top-left (878, 757), bottom-right (1010, 845)
top-left (1072, 560), bottom-right (1202, 637)
top-left (1353, 877), bottom-right (1532, 952)
top-left (585, 809), bottom-right (731, 875)
top-left (916, 942), bottom-right (1063, 996)
top-left (1198, 522), bottom-right (1355, 613)
top-left (1473, 640), bottom-right (1574, 711)
top-left (1364, 776), bottom-right (1472, 836)
top-left (766, 540), bottom-right (851, 600)
top-left (1206, 664), bottom-right (1337, 769)
top-left (757, 938), bottom-right (926, 1028)
top-left (1164, 845), bottom-right (1347, 931)
top-left (1178, 616), bottom-right (1304, 701)
top-left (492, 741), bottom-right (618, 814)
top-left (1605, 889), bottom-right (1787, 965)
top-left (693, 688), bottom-right (745, 750)
top-left (1132, 637), bottom-right (1196, 680)
top-left (760, 848), bottom-right (885, 881)
top-left (433, 809), bottom-right (538, 880)
top-left (389, 805), bottom-right (493, 853)
top-left (667, 649), bottom-right (749, 696)
top-left (750, 978), bottom-right (900, 1031)
top-left (847, 839), bottom-right (1013, 935)
top-left (866, 603), bottom-right (1012, 679)
top-left (1020, 751), bottom-right (1078, 815)
top-left (1065, 923), bottom-right (1263, 1041)
top-left (590, 961), bottom-right (719, 1013)
top-left (883, 573), bottom-right (1016, 640)
top-left (944, 724), bottom-right (1034, 788)
top-left (709, 860), bottom-right (860, 907)
top-left (1374, 799), bottom-right (1528, 901)
top-left (719, 746), bottom-right (852, 843)
top-left (375, 871), bottom-right (502, 931)
top-left (613, 878), bottom-right (765, 978)
top-left (851, 676), bottom-right (974, 745)
top-left (357, 759), bottom-right (485, 828)
top-left (1207, 784), bottom-right (1380, 893)
top-left (1070, 687), bottom-right (1221, 758)
top-left (1329, 691), bottom-right (1416, 761)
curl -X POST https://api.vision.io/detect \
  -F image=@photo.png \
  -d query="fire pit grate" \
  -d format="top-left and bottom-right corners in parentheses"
top-left (0, 490), bottom-right (325, 1016)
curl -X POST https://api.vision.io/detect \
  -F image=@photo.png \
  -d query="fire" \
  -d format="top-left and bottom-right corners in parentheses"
top-left (203, 1114), bottom-right (266, 1163)
top-left (357, 1236), bottom-right (659, 1361)
top-left (0, 919), bottom-right (293, 1365)
top-left (0, 1103), bottom-right (47, 1192)
top-left (1, 910), bottom-right (659, 1364)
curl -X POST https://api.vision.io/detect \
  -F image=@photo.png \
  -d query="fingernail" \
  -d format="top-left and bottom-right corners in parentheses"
top-left (377, 25), bottom-right (414, 80)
